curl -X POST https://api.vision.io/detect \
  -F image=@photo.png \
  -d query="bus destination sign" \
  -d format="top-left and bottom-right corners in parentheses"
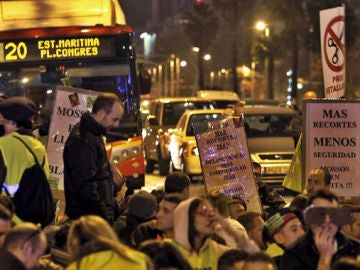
top-left (0, 36), bottom-right (115, 62)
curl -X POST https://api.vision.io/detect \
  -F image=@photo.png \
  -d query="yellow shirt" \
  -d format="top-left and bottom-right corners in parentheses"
top-left (168, 238), bottom-right (228, 270)
top-left (66, 249), bottom-right (148, 270)
top-left (266, 242), bottom-right (284, 258)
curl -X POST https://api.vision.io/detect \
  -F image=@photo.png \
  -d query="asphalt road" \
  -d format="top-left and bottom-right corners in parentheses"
top-left (143, 170), bottom-right (207, 197)
top-left (142, 170), bottom-right (293, 204)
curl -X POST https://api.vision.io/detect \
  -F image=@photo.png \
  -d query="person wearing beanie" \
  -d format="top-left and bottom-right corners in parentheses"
top-left (0, 97), bottom-right (50, 212)
top-left (113, 191), bottom-right (157, 248)
top-left (263, 207), bottom-right (305, 267)
top-left (128, 191), bottom-right (158, 219)
top-left (133, 193), bottom-right (187, 247)
top-left (0, 96), bottom-right (36, 135)
top-left (227, 195), bottom-right (247, 220)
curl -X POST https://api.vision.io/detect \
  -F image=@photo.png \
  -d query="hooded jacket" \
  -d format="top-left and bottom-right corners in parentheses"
top-left (63, 112), bottom-right (115, 223)
top-left (169, 197), bottom-right (229, 270)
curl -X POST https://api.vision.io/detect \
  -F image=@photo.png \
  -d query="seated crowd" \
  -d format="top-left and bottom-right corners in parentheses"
top-left (1, 169), bottom-right (360, 270)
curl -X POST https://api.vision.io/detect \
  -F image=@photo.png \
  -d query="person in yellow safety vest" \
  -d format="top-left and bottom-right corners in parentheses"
top-left (0, 97), bottom-right (50, 216)
top-left (167, 197), bottom-right (260, 269)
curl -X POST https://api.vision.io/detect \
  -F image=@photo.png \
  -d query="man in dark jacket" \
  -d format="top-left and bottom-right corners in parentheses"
top-left (280, 189), bottom-right (360, 270)
top-left (63, 93), bottom-right (124, 223)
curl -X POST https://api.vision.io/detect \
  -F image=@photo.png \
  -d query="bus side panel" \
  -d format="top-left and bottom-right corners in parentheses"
top-left (106, 136), bottom-right (145, 192)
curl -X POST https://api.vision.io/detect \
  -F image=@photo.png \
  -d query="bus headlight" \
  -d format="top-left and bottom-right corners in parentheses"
top-left (122, 150), bottom-right (129, 158)
top-left (112, 156), bottom-right (120, 164)
top-left (132, 147), bottom-right (140, 155)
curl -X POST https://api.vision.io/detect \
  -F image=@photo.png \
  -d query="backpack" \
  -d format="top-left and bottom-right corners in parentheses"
top-left (5, 136), bottom-right (55, 228)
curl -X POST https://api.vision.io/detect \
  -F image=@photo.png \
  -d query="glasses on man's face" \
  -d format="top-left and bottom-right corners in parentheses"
top-left (197, 206), bottom-right (216, 218)
top-left (303, 206), bottom-right (353, 227)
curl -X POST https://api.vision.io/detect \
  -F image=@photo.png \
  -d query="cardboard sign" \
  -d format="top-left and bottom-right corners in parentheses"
top-left (304, 99), bottom-right (360, 197)
top-left (194, 116), bottom-right (262, 213)
top-left (46, 85), bottom-right (102, 191)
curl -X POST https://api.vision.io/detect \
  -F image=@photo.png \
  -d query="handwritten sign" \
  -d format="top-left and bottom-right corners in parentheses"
top-left (194, 116), bottom-right (262, 213)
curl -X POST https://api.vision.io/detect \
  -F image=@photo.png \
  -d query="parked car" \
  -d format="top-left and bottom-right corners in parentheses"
top-left (143, 97), bottom-right (216, 175)
top-left (168, 109), bottom-right (225, 179)
top-left (234, 105), bottom-right (300, 190)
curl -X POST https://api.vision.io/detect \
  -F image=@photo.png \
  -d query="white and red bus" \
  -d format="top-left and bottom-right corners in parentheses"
top-left (0, 0), bottom-right (150, 199)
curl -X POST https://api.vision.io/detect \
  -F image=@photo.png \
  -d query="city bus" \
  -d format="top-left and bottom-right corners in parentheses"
top-left (0, 0), bottom-right (150, 201)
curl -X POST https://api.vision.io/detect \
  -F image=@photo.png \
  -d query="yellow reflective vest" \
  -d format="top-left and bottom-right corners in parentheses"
top-left (0, 131), bottom-right (50, 195)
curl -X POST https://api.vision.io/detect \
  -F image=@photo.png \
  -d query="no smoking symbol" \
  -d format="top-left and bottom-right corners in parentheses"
top-left (324, 15), bottom-right (345, 72)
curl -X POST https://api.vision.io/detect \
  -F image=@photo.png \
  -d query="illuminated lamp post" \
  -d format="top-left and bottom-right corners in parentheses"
top-left (193, 47), bottom-right (211, 90)
top-left (255, 21), bottom-right (274, 99)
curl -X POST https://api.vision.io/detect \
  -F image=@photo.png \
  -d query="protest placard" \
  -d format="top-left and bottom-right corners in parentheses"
top-left (193, 116), bottom-right (262, 213)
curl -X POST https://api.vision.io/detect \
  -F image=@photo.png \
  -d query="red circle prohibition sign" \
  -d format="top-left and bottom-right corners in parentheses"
top-left (323, 15), bottom-right (345, 72)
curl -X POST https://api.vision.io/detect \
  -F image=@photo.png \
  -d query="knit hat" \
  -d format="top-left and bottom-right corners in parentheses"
top-left (128, 191), bottom-right (157, 219)
top-left (0, 96), bottom-right (36, 122)
top-left (227, 195), bottom-right (247, 211)
top-left (164, 172), bottom-right (191, 193)
top-left (265, 208), bottom-right (299, 237)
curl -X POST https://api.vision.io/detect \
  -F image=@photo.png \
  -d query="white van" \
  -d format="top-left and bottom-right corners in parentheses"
top-left (234, 105), bottom-right (300, 191)
top-left (196, 90), bottom-right (240, 108)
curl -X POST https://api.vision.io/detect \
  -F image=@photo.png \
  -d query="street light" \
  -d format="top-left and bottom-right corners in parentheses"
top-left (192, 47), bottom-right (211, 90)
top-left (203, 54), bottom-right (211, 61)
top-left (254, 20), bottom-right (273, 99)
top-left (180, 60), bottom-right (187, 67)
top-left (255, 21), bottom-right (269, 37)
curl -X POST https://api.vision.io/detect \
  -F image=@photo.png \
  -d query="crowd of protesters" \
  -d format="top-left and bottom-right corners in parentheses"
top-left (1, 94), bottom-right (360, 269)
top-left (0, 168), bottom-right (359, 270)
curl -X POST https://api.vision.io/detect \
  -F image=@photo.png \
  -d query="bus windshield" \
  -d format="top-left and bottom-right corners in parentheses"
top-left (0, 56), bottom-right (141, 141)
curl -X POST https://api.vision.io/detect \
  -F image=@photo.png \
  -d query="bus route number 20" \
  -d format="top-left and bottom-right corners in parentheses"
top-left (5, 42), bottom-right (28, 61)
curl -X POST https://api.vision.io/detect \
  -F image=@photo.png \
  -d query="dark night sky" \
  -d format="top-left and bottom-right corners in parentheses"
top-left (119, 0), bottom-right (152, 27)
